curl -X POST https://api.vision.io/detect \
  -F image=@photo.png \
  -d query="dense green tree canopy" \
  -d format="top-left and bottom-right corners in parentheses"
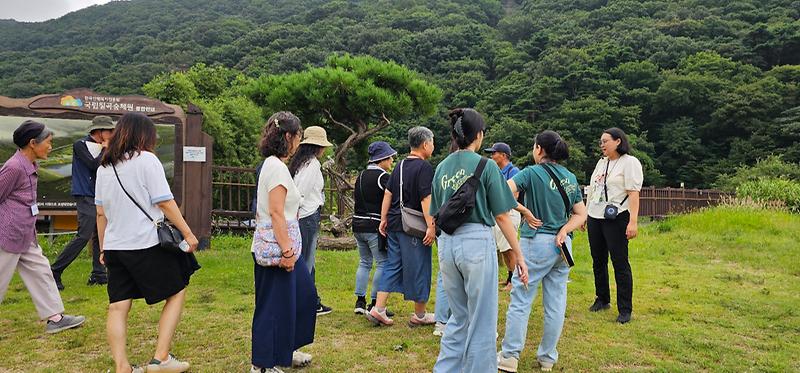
top-left (1, 0), bottom-right (799, 187)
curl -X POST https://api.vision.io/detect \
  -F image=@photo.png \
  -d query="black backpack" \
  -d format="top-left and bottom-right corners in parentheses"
top-left (434, 157), bottom-right (489, 235)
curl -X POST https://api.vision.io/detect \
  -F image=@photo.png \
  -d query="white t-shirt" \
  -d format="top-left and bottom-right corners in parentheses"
top-left (95, 151), bottom-right (174, 251)
top-left (293, 157), bottom-right (325, 219)
top-left (586, 154), bottom-right (644, 219)
top-left (255, 155), bottom-right (302, 227)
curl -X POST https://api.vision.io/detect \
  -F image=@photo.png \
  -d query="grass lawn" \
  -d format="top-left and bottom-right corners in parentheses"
top-left (1, 206), bottom-right (799, 372)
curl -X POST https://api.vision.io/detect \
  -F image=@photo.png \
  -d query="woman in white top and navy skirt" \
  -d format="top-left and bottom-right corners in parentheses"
top-left (288, 126), bottom-right (333, 316)
top-left (250, 112), bottom-right (317, 373)
top-left (585, 127), bottom-right (644, 324)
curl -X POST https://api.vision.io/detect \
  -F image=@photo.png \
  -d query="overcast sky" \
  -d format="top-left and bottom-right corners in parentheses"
top-left (1, 0), bottom-right (114, 22)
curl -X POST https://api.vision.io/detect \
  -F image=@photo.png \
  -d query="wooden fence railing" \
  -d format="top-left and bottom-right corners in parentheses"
top-left (212, 166), bottom-right (730, 230)
top-left (211, 165), bottom-right (354, 231)
top-left (636, 186), bottom-right (729, 217)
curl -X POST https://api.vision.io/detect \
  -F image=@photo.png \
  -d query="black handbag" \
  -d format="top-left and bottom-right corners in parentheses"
top-left (112, 164), bottom-right (185, 254)
top-left (540, 163), bottom-right (575, 267)
top-left (433, 157), bottom-right (488, 235)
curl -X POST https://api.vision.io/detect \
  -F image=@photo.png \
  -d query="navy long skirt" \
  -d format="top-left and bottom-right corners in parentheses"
top-left (251, 254), bottom-right (317, 368)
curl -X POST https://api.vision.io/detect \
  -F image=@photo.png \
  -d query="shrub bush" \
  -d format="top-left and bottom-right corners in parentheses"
top-left (736, 178), bottom-right (800, 212)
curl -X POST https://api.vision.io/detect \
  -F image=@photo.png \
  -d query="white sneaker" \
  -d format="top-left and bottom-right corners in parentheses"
top-left (292, 350), bottom-right (312, 367)
top-left (433, 322), bottom-right (446, 337)
top-left (251, 367), bottom-right (285, 373)
top-left (538, 360), bottom-right (555, 371)
top-left (146, 353), bottom-right (190, 372)
top-left (497, 352), bottom-right (519, 373)
top-left (408, 312), bottom-right (436, 327)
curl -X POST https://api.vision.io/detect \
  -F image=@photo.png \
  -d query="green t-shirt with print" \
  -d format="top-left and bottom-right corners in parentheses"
top-left (512, 163), bottom-right (583, 237)
top-left (430, 151), bottom-right (518, 227)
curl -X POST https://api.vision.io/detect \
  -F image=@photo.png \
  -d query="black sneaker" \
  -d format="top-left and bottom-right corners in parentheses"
top-left (52, 272), bottom-right (65, 291)
top-left (588, 298), bottom-right (610, 312)
top-left (87, 276), bottom-right (108, 286)
top-left (316, 303), bottom-right (333, 316)
top-left (616, 312), bottom-right (632, 324)
top-left (354, 297), bottom-right (368, 315)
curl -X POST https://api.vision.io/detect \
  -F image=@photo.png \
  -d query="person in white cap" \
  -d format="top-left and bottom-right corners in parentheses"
top-left (288, 126), bottom-right (334, 316)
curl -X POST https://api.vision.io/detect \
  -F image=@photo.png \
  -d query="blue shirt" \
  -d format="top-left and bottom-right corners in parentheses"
top-left (500, 162), bottom-right (520, 180)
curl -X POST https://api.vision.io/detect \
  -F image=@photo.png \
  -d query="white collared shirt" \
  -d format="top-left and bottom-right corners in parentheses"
top-left (294, 157), bottom-right (325, 219)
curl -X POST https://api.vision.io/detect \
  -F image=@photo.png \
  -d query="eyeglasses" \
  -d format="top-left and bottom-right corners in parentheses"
top-left (599, 139), bottom-right (613, 146)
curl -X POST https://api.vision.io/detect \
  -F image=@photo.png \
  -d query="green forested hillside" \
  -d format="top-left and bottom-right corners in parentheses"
top-left (1, 0), bottom-right (799, 186)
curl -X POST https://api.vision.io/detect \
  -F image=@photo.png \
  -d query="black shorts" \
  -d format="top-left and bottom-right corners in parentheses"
top-left (105, 244), bottom-right (200, 305)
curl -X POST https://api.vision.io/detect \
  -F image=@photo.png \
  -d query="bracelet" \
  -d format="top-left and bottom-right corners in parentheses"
top-left (281, 250), bottom-right (294, 258)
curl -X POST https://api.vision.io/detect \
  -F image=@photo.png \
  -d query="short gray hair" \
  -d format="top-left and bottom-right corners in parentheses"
top-left (408, 126), bottom-right (434, 149)
top-left (35, 127), bottom-right (54, 144)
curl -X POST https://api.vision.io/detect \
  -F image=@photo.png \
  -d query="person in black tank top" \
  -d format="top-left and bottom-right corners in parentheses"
top-left (352, 142), bottom-right (396, 315)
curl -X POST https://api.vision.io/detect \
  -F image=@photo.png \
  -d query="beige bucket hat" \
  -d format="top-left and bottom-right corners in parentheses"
top-left (300, 126), bottom-right (333, 147)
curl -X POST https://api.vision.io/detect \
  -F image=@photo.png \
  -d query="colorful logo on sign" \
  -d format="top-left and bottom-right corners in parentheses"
top-left (60, 95), bottom-right (83, 107)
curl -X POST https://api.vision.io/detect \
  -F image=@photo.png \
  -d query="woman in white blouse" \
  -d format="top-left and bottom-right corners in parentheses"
top-left (288, 126), bottom-right (333, 316)
top-left (585, 127), bottom-right (644, 324)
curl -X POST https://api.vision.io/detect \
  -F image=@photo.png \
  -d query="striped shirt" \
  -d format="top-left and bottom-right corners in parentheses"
top-left (0, 150), bottom-right (39, 254)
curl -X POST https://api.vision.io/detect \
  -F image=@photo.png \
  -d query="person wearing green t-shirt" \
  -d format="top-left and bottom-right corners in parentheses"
top-left (431, 108), bottom-right (530, 373)
top-left (497, 130), bottom-right (588, 373)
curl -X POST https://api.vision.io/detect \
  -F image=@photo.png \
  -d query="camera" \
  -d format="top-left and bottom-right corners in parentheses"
top-left (603, 204), bottom-right (620, 220)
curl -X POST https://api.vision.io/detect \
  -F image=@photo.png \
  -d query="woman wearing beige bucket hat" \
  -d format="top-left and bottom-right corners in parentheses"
top-left (288, 126), bottom-right (334, 316)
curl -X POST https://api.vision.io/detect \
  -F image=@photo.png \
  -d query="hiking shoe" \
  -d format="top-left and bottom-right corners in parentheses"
top-left (589, 298), bottom-right (611, 312)
top-left (45, 314), bottom-right (85, 334)
top-left (316, 303), bottom-right (333, 316)
top-left (617, 312), bottom-right (632, 324)
top-left (366, 307), bottom-right (394, 326)
top-left (538, 360), bottom-right (555, 371)
top-left (251, 367), bottom-right (284, 373)
top-left (354, 297), bottom-right (368, 315)
top-left (87, 276), bottom-right (108, 286)
top-left (408, 312), bottom-right (435, 327)
top-left (292, 350), bottom-right (313, 367)
top-left (497, 352), bottom-right (518, 372)
top-left (433, 322), bottom-right (446, 337)
top-left (52, 272), bottom-right (65, 291)
top-left (146, 353), bottom-right (190, 372)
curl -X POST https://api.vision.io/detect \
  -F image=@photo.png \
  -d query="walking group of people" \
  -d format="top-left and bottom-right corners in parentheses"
top-left (1, 105), bottom-right (643, 373)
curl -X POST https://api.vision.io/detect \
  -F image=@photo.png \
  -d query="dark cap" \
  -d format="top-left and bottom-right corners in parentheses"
top-left (13, 120), bottom-right (46, 148)
top-left (483, 142), bottom-right (512, 156)
top-left (368, 141), bottom-right (397, 163)
top-left (88, 115), bottom-right (115, 133)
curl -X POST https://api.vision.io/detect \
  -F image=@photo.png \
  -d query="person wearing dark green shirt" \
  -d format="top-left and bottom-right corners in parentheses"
top-left (431, 108), bottom-right (529, 373)
top-left (497, 130), bottom-right (588, 373)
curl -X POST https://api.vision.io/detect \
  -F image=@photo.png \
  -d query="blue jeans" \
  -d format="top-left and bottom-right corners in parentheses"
top-left (299, 209), bottom-right (321, 304)
top-left (501, 234), bottom-right (571, 365)
top-left (434, 270), bottom-right (450, 324)
top-left (433, 223), bottom-right (498, 373)
top-left (354, 232), bottom-right (387, 300)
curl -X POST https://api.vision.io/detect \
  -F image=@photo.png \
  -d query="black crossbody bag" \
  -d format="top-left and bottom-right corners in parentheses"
top-left (434, 157), bottom-right (488, 235)
top-left (540, 163), bottom-right (575, 267)
top-left (112, 164), bottom-right (185, 254)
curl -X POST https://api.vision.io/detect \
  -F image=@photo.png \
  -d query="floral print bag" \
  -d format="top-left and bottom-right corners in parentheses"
top-left (252, 219), bottom-right (302, 267)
